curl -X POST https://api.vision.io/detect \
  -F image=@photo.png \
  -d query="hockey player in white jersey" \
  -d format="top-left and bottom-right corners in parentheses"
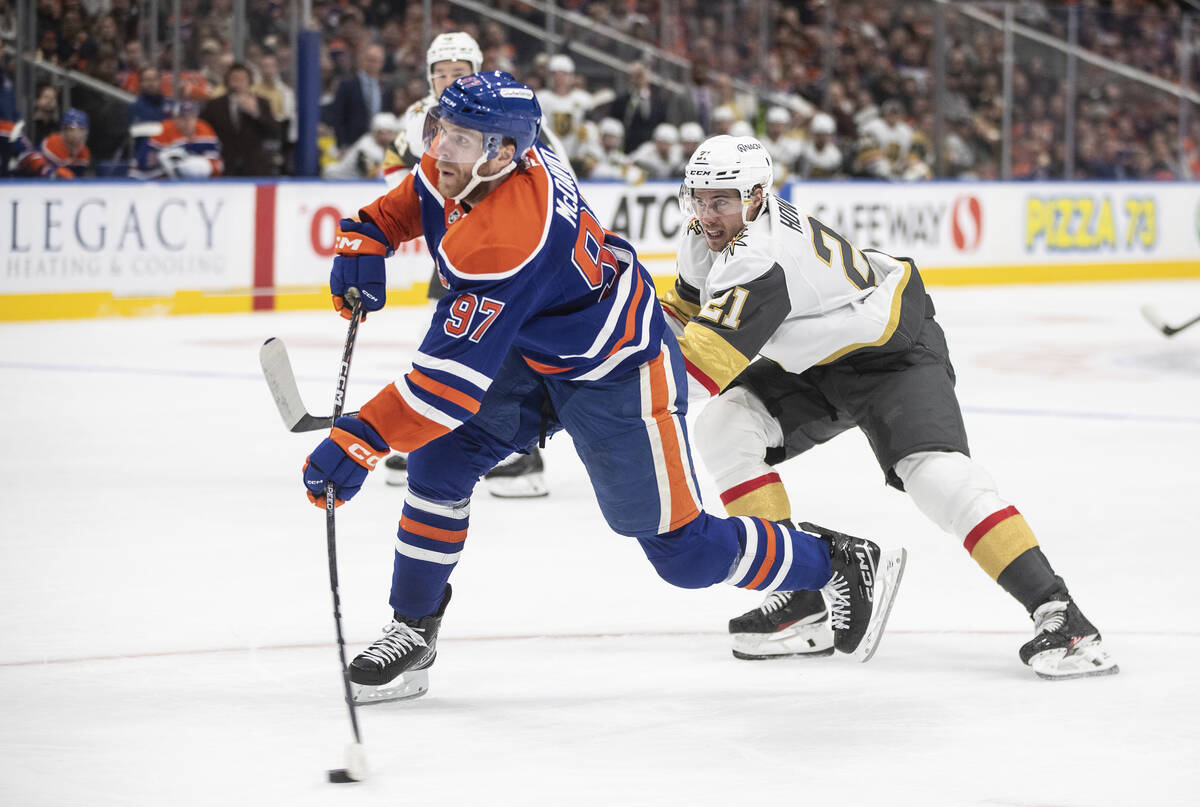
top-left (662, 135), bottom-right (1117, 680)
top-left (535, 54), bottom-right (608, 175)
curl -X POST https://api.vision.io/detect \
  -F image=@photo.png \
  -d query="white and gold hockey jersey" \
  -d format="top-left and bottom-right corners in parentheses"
top-left (382, 94), bottom-right (436, 189)
top-left (661, 194), bottom-right (929, 396)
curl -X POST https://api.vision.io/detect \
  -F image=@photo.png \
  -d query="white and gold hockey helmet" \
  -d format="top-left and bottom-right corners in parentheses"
top-left (426, 32), bottom-right (483, 90)
top-left (679, 135), bottom-right (773, 225)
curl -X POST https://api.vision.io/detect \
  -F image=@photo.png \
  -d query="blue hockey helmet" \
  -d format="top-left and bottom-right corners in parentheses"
top-left (424, 71), bottom-right (542, 164)
top-left (62, 108), bottom-right (90, 130)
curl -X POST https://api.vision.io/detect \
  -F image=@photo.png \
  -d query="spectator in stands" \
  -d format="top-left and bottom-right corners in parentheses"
top-left (18, 107), bottom-right (91, 178)
top-left (201, 62), bottom-right (279, 176)
top-left (253, 51), bottom-right (296, 172)
top-left (198, 39), bottom-right (226, 93)
top-left (0, 38), bottom-right (18, 178)
top-left (610, 61), bottom-right (666, 152)
top-left (323, 111), bottom-right (398, 180)
top-left (74, 50), bottom-right (129, 168)
top-left (329, 43), bottom-right (388, 148)
top-left (30, 84), bottom-right (61, 146)
top-left (796, 112), bottom-right (843, 179)
top-left (133, 100), bottom-right (223, 179)
top-left (127, 65), bottom-right (172, 167)
top-left (630, 121), bottom-right (682, 179)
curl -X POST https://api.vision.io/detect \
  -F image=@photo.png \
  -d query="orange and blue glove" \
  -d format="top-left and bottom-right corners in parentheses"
top-left (303, 416), bottom-right (390, 507)
top-left (331, 218), bottom-right (392, 320)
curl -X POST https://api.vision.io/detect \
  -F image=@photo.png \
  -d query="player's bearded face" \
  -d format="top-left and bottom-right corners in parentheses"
top-left (689, 189), bottom-right (744, 251)
top-left (428, 119), bottom-right (487, 198)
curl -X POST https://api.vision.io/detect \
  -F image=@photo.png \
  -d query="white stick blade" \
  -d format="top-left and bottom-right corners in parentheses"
top-left (259, 338), bottom-right (309, 431)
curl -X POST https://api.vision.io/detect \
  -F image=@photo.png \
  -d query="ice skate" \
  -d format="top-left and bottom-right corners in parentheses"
top-left (729, 589), bottom-right (834, 660)
top-left (384, 453), bottom-right (408, 487)
top-left (1019, 598), bottom-right (1119, 680)
top-left (349, 586), bottom-right (451, 704)
top-left (483, 447), bottom-right (549, 498)
top-left (801, 522), bottom-right (906, 662)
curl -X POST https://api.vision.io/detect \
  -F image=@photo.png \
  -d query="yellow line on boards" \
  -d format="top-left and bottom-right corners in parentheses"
top-left (2, 261), bottom-right (1198, 321)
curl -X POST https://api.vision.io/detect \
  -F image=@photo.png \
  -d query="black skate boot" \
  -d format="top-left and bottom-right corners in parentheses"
top-left (1018, 597), bottom-right (1118, 680)
top-left (728, 590), bottom-right (834, 660)
top-left (384, 453), bottom-right (408, 487)
top-left (349, 585), bottom-right (451, 703)
top-left (800, 522), bottom-right (907, 662)
top-left (483, 447), bottom-right (549, 498)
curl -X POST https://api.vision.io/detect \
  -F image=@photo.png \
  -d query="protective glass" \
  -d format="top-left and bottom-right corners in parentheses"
top-left (422, 108), bottom-right (488, 165)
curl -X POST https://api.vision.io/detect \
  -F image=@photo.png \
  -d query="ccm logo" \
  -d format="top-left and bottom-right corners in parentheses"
top-left (348, 442), bottom-right (379, 468)
top-left (336, 236), bottom-right (364, 251)
top-left (857, 551), bottom-right (875, 603)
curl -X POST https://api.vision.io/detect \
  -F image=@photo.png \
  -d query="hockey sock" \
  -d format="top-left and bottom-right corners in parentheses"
top-left (725, 517), bottom-right (831, 592)
top-left (719, 471), bottom-right (793, 523)
top-left (389, 491), bottom-right (469, 618)
top-left (964, 506), bottom-right (1066, 613)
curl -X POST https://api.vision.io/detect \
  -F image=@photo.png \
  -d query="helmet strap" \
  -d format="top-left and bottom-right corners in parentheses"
top-left (452, 155), bottom-right (518, 204)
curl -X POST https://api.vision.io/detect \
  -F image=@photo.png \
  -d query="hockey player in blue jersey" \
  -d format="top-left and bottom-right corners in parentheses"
top-left (300, 72), bottom-right (908, 702)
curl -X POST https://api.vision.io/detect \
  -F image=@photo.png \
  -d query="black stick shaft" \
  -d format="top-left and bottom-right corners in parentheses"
top-left (1165, 312), bottom-right (1200, 336)
top-left (325, 290), bottom-right (363, 744)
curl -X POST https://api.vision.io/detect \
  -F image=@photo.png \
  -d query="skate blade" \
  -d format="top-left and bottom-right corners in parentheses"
top-left (351, 669), bottom-right (430, 704)
top-left (1031, 643), bottom-right (1120, 681)
top-left (485, 472), bottom-right (549, 499)
top-left (855, 548), bottom-right (907, 663)
top-left (731, 621), bottom-right (835, 660)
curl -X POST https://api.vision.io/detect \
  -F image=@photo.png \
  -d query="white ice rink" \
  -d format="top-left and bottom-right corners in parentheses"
top-left (2, 279), bottom-right (1199, 806)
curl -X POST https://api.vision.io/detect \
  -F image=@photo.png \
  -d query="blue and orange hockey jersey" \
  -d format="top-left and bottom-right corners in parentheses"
top-left (134, 118), bottom-right (223, 177)
top-left (354, 145), bottom-right (666, 452)
top-left (17, 132), bottom-right (91, 178)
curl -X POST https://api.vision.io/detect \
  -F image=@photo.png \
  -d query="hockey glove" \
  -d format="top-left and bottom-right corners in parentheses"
top-left (303, 416), bottom-right (390, 508)
top-left (331, 218), bottom-right (393, 320)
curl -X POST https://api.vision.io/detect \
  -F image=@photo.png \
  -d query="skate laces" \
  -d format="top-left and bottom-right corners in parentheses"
top-left (822, 573), bottom-right (851, 631)
top-left (360, 620), bottom-right (426, 667)
top-left (759, 591), bottom-right (794, 615)
top-left (1030, 600), bottom-right (1068, 635)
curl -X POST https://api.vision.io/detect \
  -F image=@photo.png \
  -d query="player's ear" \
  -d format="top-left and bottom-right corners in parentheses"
top-left (498, 141), bottom-right (517, 164)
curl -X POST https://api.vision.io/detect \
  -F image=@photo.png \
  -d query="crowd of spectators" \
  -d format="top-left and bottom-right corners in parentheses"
top-left (2, 0), bottom-right (1198, 181)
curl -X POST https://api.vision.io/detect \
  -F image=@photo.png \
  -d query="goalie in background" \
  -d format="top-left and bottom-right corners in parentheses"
top-left (133, 101), bottom-right (223, 179)
top-left (663, 134), bottom-right (1117, 681)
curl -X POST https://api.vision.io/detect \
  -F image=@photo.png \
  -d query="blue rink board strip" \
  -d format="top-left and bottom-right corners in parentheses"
top-left (3, 361), bottom-right (1200, 427)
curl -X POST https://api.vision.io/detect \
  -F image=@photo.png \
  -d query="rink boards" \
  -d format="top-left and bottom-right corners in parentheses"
top-left (2, 178), bottom-right (1198, 320)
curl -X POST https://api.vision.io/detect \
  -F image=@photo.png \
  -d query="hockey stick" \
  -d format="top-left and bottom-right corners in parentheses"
top-left (1140, 305), bottom-right (1200, 337)
top-left (259, 338), bottom-right (359, 432)
top-left (323, 289), bottom-right (369, 784)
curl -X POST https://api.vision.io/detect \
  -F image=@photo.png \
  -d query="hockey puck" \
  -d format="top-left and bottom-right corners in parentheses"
top-left (327, 769), bottom-right (358, 784)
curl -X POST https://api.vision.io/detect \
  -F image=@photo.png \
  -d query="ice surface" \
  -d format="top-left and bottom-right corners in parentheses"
top-left (2, 280), bottom-right (1199, 806)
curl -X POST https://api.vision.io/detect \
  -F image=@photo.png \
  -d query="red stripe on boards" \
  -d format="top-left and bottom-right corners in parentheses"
top-left (253, 184), bottom-right (276, 311)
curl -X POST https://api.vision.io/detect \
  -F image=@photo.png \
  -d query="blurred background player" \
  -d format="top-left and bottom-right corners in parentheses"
top-left (796, 113), bottom-right (843, 179)
top-left (582, 117), bottom-right (642, 182)
top-left (323, 111), bottom-right (398, 179)
top-left (761, 107), bottom-right (803, 187)
top-left (630, 122), bottom-right (682, 179)
top-left (678, 121), bottom-right (705, 165)
top-left (535, 54), bottom-right (611, 177)
top-left (133, 100), bottom-right (223, 179)
top-left (17, 107), bottom-right (91, 178)
top-left (303, 73), bottom-right (905, 703)
top-left (661, 135), bottom-right (1117, 681)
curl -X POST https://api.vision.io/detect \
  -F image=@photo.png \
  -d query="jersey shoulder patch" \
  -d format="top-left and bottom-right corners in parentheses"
top-left (439, 162), bottom-right (552, 280)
